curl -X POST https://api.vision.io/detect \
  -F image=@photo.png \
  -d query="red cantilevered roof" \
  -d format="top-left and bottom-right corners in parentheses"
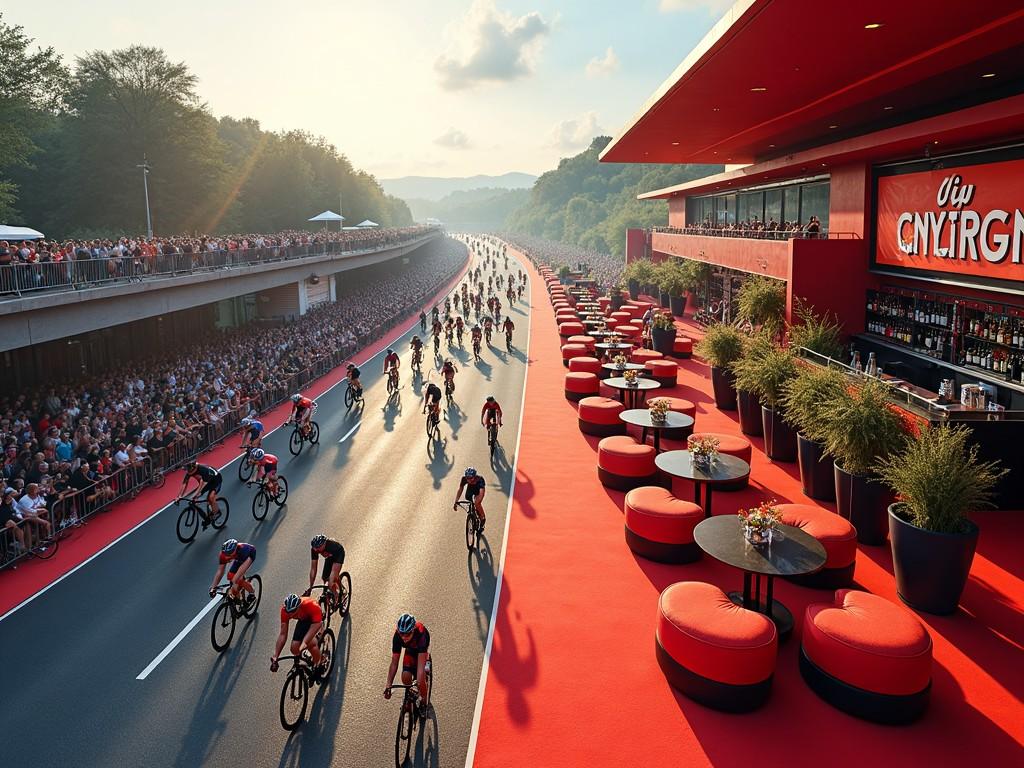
top-left (600, 0), bottom-right (1024, 165)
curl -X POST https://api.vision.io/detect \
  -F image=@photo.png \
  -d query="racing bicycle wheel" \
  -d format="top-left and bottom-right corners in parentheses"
top-left (176, 503), bottom-right (199, 544)
top-left (338, 572), bottom-right (352, 617)
top-left (319, 628), bottom-right (336, 679)
top-left (344, 385), bottom-right (355, 410)
top-left (280, 667), bottom-right (309, 731)
top-left (252, 490), bottom-right (270, 521)
top-left (238, 454), bottom-right (254, 482)
top-left (211, 497), bottom-right (230, 530)
top-left (274, 476), bottom-right (289, 506)
top-left (242, 574), bottom-right (262, 619)
top-left (465, 510), bottom-right (478, 551)
top-left (289, 428), bottom-right (303, 455)
top-left (210, 599), bottom-right (236, 652)
top-left (308, 422), bottom-right (320, 445)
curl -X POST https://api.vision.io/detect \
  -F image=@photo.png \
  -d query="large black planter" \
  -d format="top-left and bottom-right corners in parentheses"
top-left (652, 326), bottom-right (676, 355)
top-left (670, 295), bottom-right (685, 316)
top-left (761, 406), bottom-right (797, 462)
top-left (628, 280), bottom-right (639, 300)
top-left (888, 505), bottom-right (979, 615)
top-left (659, 291), bottom-right (671, 309)
top-left (797, 434), bottom-right (835, 501)
top-left (610, 294), bottom-right (625, 311)
top-left (710, 366), bottom-right (737, 410)
top-left (834, 463), bottom-right (893, 545)
top-left (736, 390), bottom-right (764, 436)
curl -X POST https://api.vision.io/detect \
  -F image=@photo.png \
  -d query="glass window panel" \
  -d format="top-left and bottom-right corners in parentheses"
top-left (783, 186), bottom-right (801, 225)
top-left (800, 183), bottom-right (830, 231)
top-left (765, 189), bottom-right (782, 225)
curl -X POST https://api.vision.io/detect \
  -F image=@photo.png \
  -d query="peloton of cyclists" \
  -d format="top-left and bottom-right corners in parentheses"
top-left (210, 538), bottom-right (257, 606)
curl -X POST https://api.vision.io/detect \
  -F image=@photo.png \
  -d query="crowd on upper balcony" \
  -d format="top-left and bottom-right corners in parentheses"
top-left (500, 234), bottom-right (622, 289)
top-left (657, 216), bottom-right (823, 239)
top-left (0, 236), bottom-right (464, 546)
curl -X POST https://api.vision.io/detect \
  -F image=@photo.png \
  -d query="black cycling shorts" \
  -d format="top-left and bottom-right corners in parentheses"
top-left (321, 553), bottom-right (344, 582)
top-left (200, 475), bottom-right (223, 495)
top-left (292, 618), bottom-right (312, 643)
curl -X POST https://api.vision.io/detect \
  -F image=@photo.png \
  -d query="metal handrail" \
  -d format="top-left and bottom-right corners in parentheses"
top-left (651, 226), bottom-right (859, 240)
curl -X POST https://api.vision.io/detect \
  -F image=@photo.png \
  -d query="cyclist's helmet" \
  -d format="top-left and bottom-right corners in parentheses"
top-left (397, 613), bottom-right (416, 634)
top-left (291, 393), bottom-right (301, 403)
top-left (186, 460), bottom-right (198, 472)
top-left (486, 396), bottom-right (495, 403)
top-left (311, 534), bottom-right (327, 550)
top-left (241, 417), bottom-right (252, 427)
top-left (412, 335), bottom-right (420, 342)
top-left (387, 348), bottom-right (394, 355)
top-left (221, 538), bottom-right (238, 555)
top-left (283, 594), bottom-right (301, 613)
top-left (347, 363), bottom-right (355, 370)
top-left (464, 467), bottom-right (477, 478)
top-left (251, 448), bottom-right (265, 461)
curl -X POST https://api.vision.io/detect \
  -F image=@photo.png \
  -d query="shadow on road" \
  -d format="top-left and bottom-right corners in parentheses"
top-left (468, 536), bottom-right (497, 648)
top-left (425, 438), bottom-right (455, 489)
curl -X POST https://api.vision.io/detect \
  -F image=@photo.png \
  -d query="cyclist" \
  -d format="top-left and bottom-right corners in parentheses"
top-left (441, 359), bottom-right (458, 397)
top-left (271, 594), bottom-right (326, 678)
top-left (419, 311), bottom-right (427, 333)
top-left (179, 461), bottom-right (223, 528)
top-left (502, 316), bottom-right (515, 346)
top-left (289, 393), bottom-right (316, 436)
top-left (250, 448), bottom-right (279, 493)
top-left (210, 538), bottom-right (257, 606)
top-left (410, 335), bottom-right (424, 367)
top-left (453, 467), bottom-right (486, 531)
top-left (455, 315), bottom-right (465, 345)
top-left (431, 316), bottom-right (443, 338)
top-left (433, 328), bottom-right (441, 356)
top-left (383, 348), bottom-right (401, 387)
top-left (481, 396), bottom-right (503, 431)
top-left (483, 315), bottom-right (493, 344)
top-left (471, 324), bottom-right (483, 359)
top-left (346, 363), bottom-right (362, 398)
top-left (239, 416), bottom-right (264, 450)
top-left (422, 380), bottom-right (443, 423)
top-left (306, 534), bottom-right (346, 610)
top-left (444, 316), bottom-right (454, 345)
top-left (431, 304), bottom-right (439, 324)
top-left (384, 613), bottom-right (431, 717)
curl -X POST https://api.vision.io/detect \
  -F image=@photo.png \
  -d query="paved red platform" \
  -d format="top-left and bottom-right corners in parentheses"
top-left (471, 255), bottom-right (1024, 766)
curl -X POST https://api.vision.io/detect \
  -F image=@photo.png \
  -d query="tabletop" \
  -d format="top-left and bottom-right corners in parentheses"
top-left (619, 409), bottom-right (694, 431)
top-left (655, 450), bottom-right (750, 483)
top-left (601, 362), bottom-right (646, 373)
top-left (693, 515), bottom-right (827, 578)
top-left (604, 376), bottom-right (660, 392)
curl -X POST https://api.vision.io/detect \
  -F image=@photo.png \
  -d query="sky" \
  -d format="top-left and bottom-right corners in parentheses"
top-left (3, 0), bottom-right (732, 179)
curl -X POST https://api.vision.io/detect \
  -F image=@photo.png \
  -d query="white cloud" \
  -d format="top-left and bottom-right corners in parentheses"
top-left (585, 47), bottom-right (620, 78)
top-left (548, 111), bottom-right (603, 152)
top-left (435, 1), bottom-right (550, 90)
top-left (658, 0), bottom-right (733, 12)
top-left (434, 127), bottom-right (472, 150)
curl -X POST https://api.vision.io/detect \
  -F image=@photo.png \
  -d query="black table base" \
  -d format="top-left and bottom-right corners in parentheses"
top-left (730, 571), bottom-right (794, 642)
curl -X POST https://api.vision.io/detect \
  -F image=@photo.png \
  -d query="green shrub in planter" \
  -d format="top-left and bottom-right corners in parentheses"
top-left (650, 311), bottom-right (676, 354)
top-left (779, 364), bottom-right (847, 442)
top-left (696, 323), bottom-right (745, 411)
top-left (557, 265), bottom-right (571, 280)
top-left (736, 275), bottom-right (786, 333)
top-left (788, 301), bottom-right (844, 359)
top-left (730, 334), bottom-right (794, 407)
top-left (875, 424), bottom-right (1005, 614)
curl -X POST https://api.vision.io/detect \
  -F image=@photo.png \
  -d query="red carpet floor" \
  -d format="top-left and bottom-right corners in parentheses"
top-left (0, 259), bottom-right (471, 617)
top-left (472, 258), bottom-right (1024, 766)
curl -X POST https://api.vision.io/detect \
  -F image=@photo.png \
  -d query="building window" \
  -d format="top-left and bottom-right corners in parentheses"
top-left (800, 182), bottom-right (830, 230)
top-left (765, 189), bottom-right (782, 226)
top-left (783, 186), bottom-right (800, 225)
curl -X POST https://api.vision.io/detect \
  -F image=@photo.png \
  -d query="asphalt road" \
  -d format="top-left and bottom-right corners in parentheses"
top-left (0, 243), bottom-right (529, 768)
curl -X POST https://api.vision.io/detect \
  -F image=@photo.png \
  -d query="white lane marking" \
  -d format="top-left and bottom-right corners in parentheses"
top-left (136, 596), bottom-right (222, 680)
top-left (464, 248), bottom-right (531, 768)
top-left (338, 420), bottom-right (361, 443)
top-left (0, 256), bottom-right (474, 626)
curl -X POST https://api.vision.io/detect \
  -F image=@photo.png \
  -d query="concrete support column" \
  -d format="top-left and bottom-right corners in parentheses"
top-left (256, 282), bottom-right (302, 321)
top-left (329, 274), bottom-right (337, 302)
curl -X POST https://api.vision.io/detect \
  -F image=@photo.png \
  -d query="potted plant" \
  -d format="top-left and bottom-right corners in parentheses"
top-left (650, 312), bottom-right (676, 355)
top-left (780, 364), bottom-right (847, 500)
top-left (609, 282), bottom-right (625, 311)
top-left (686, 261), bottom-right (712, 313)
top-left (625, 259), bottom-right (655, 300)
top-left (695, 323), bottom-right (744, 411)
top-left (875, 425), bottom-right (1005, 615)
top-left (660, 261), bottom-right (690, 317)
top-left (736, 275), bottom-right (787, 337)
top-left (728, 332), bottom-right (768, 437)
top-left (788, 301), bottom-right (844, 359)
top-left (819, 377), bottom-right (906, 545)
top-left (557, 264), bottom-right (571, 284)
top-left (653, 261), bottom-right (674, 309)
top-left (732, 339), bottom-right (798, 460)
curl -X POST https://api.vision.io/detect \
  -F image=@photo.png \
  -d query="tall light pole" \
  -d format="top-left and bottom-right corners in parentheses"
top-left (137, 157), bottom-right (153, 239)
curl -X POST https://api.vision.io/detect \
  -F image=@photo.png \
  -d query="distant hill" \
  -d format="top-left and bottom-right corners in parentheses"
top-left (406, 187), bottom-right (531, 231)
top-left (380, 173), bottom-right (537, 202)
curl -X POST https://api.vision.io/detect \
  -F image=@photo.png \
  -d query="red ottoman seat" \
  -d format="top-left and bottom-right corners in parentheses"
top-left (673, 337), bottom-right (693, 359)
top-left (567, 335), bottom-right (596, 352)
top-left (657, 582), bottom-right (777, 712)
top-left (605, 317), bottom-right (623, 331)
top-left (578, 396), bottom-right (626, 437)
top-left (610, 311), bottom-right (632, 324)
top-left (598, 297), bottom-right (611, 310)
top-left (645, 358), bottom-right (678, 388)
top-left (555, 314), bottom-right (577, 325)
top-left (597, 435), bottom-right (659, 491)
top-left (560, 343), bottom-right (589, 366)
top-left (558, 321), bottom-right (584, 339)
top-left (800, 590), bottom-right (932, 724)
top-left (564, 372), bottom-right (599, 402)
top-left (617, 324), bottom-right (641, 340)
top-left (778, 504), bottom-right (857, 588)
top-left (624, 487), bottom-right (703, 563)
top-left (689, 432), bottom-right (751, 490)
top-left (568, 356), bottom-right (602, 374)
top-left (630, 348), bottom-right (663, 365)
top-left (598, 379), bottom-right (619, 399)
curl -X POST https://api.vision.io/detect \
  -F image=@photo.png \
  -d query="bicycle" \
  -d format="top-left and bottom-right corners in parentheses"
top-left (456, 499), bottom-right (482, 550)
top-left (484, 327), bottom-right (492, 346)
top-left (505, 331), bottom-right (513, 352)
top-left (486, 419), bottom-right (500, 457)
top-left (175, 495), bottom-right (230, 544)
top-left (249, 475), bottom-right (288, 520)
top-left (412, 348), bottom-right (422, 372)
top-left (389, 660), bottom-right (434, 768)
top-left (443, 379), bottom-right (455, 408)
top-left (308, 578), bottom-right (352, 631)
top-left (432, 335), bottom-right (441, 356)
top-left (445, 328), bottom-right (453, 346)
top-left (210, 574), bottom-right (262, 652)
top-left (387, 367), bottom-right (400, 395)
top-left (289, 420), bottom-right (320, 455)
top-left (344, 381), bottom-right (364, 410)
top-left (472, 338), bottom-right (481, 361)
top-left (277, 625), bottom-right (337, 731)
top-left (424, 404), bottom-right (441, 441)
top-left (456, 326), bottom-right (464, 347)
top-left (237, 445), bottom-right (258, 482)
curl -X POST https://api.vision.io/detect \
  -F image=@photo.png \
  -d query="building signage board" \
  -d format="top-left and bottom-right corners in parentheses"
top-left (875, 158), bottom-right (1024, 290)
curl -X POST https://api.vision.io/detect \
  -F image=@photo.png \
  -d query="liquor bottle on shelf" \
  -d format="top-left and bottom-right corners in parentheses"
top-left (866, 352), bottom-right (877, 377)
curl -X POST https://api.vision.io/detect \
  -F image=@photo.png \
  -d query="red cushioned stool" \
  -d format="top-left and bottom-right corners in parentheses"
top-left (558, 321), bottom-right (584, 340)
top-left (624, 487), bottom-right (703, 563)
top-left (568, 356), bottom-right (602, 374)
top-left (673, 336), bottom-right (693, 359)
top-left (560, 343), bottom-right (589, 367)
top-left (801, 590), bottom-right (932, 724)
top-left (778, 504), bottom-right (856, 589)
top-left (597, 435), bottom-right (659, 491)
top-left (630, 348), bottom-right (663, 365)
top-left (617, 324), bottom-right (641, 341)
top-left (598, 379), bottom-right (619, 399)
top-left (578, 396), bottom-right (626, 437)
top-left (645, 358), bottom-right (678, 388)
top-left (610, 311), bottom-right (632, 325)
top-left (567, 335), bottom-right (596, 353)
top-left (689, 432), bottom-right (751, 490)
top-left (564, 372), bottom-right (599, 402)
top-left (657, 582), bottom-right (777, 712)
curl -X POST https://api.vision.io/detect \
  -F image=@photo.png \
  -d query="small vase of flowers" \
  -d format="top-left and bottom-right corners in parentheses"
top-left (623, 369), bottom-right (639, 386)
top-left (687, 435), bottom-right (720, 469)
top-left (738, 500), bottom-right (782, 547)
top-left (648, 398), bottom-right (670, 424)
top-left (612, 353), bottom-right (627, 370)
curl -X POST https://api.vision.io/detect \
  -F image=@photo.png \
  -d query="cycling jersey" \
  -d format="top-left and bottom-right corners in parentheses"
top-left (247, 420), bottom-right (264, 437)
top-left (295, 396), bottom-right (314, 411)
top-left (190, 464), bottom-right (220, 483)
top-left (281, 596), bottom-right (323, 625)
top-left (257, 453), bottom-right (278, 468)
top-left (441, 364), bottom-right (456, 380)
top-left (392, 622), bottom-right (430, 667)
top-left (348, 367), bottom-right (361, 380)
top-left (425, 383), bottom-right (442, 403)
top-left (460, 474), bottom-right (486, 499)
top-left (312, 538), bottom-right (345, 563)
top-left (482, 401), bottom-right (502, 422)
top-left (503, 320), bottom-right (514, 331)
top-left (383, 352), bottom-right (400, 370)
top-left (219, 542), bottom-right (256, 567)
top-left (411, 339), bottom-right (423, 350)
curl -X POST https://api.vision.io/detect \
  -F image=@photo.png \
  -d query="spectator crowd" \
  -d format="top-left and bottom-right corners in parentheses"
top-left (499, 234), bottom-right (623, 289)
top-left (656, 215), bottom-right (823, 239)
top-left (0, 236), bottom-right (466, 560)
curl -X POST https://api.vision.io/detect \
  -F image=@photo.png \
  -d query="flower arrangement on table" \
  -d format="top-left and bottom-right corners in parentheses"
top-left (687, 434), bottom-right (720, 467)
top-left (648, 398), bottom-right (670, 423)
top-left (738, 500), bottom-right (782, 547)
top-left (596, 321), bottom-right (608, 333)
top-left (607, 332), bottom-right (622, 346)
top-left (612, 353), bottom-right (627, 369)
top-left (623, 369), bottom-right (640, 386)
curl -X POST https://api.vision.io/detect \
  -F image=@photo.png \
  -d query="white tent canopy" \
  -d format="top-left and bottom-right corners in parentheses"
top-left (356, 220), bottom-right (379, 228)
top-left (0, 225), bottom-right (45, 240)
top-left (307, 210), bottom-right (345, 222)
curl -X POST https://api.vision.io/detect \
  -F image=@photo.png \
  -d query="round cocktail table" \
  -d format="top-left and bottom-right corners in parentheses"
top-left (604, 376), bottom-right (660, 409)
top-left (654, 450), bottom-right (750, 518)
top-left (619, 409), bottom-right (694, 453)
